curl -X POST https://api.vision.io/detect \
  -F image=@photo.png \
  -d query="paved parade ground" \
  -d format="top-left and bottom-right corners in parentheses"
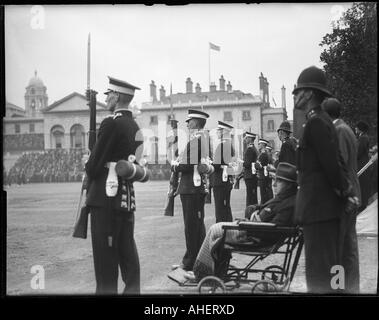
top-left (5, 181), bottom-right (378, 295)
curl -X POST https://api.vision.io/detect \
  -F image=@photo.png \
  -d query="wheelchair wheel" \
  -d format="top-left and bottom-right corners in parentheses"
top-left (262, 265), bottom-right (286, 283)
top-left (197, 276), bottom-right (226, 294)
top-left (251, 280), bottom-right (278, 293)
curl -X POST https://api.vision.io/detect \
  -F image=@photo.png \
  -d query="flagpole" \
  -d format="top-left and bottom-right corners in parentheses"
top-left (87, 33), bottom-right (91, 92)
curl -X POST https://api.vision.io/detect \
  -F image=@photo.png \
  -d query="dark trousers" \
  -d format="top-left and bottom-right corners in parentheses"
top-left (303, 219), bottom-right (340, 293)
top-left (258, 177), bottom-right (272, 204)
top-left (340, 212), bottom-right (360, 293)
top-left (90, 206), bottom-right (140, 295)
top-left (180, 193), bottom-right (206, 270)
top-left (213, 185), bottom-right (233, 223)
top-left (244, 178), bottom-right (257, 207)
top-left (303, 215), bottom-right (360, 294)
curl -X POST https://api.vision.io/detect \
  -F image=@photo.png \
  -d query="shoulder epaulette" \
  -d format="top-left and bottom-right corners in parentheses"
top-left (113, 112), bottom-right (123, 120)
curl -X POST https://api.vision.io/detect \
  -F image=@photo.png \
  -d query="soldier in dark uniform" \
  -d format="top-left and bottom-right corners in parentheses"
top-left (256, 138), bottom-right (273, 204)
top-left (355, 120), bottom-right (370, 213)
top-left (293, 66), bottom-right (359, 293)
top-left (171, 109), bottom-right (212, 271)
top-left (210, 121), bottom-right (235, 223)
top-left (277, 120), bottom-right (297, 166)
top-left (85, 76), bottom-right (143, 294)
top-left (242, 132), bottom-right (258, 210)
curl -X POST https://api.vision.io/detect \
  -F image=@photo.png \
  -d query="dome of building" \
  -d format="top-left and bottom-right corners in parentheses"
top-left (28, 70), bottom-right (44, 87)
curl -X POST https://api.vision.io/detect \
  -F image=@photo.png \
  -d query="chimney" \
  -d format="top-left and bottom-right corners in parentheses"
top-left (219, 75), bottom-right (225, 91)
top-left (150, 80), bottom-right (157, 103)
top-left (281, 85), bottom-right (286, 108)
top-left (159, 85), bottom-right (166, 101)
top-left (186, 77), bottom-right (193, 93)
top-left (195, 83), bottom-right (201, 94)
top-left (265, 77), bottom-right (270, 106)
top-left (226, 81), bottom-right (232, 92)
top-left (259, 72), bottom-right (265, 100)
top-left (210, 82), bottom-right (217, 92)
top-left (259, 73), bottom-right (270, 106)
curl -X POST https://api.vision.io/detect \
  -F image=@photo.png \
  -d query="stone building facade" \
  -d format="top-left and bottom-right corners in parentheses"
top-left (3, 72), bottom-right (109, 171)
top-left (137, 73), bottom-right (288, 162)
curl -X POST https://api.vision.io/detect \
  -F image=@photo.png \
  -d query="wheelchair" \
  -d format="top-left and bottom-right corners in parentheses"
top-left (171, 221), bottom-right (304, 294)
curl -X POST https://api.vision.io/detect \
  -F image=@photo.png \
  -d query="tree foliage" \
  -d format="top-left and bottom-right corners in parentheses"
top-left (320, 2), bottom-right (377, 144)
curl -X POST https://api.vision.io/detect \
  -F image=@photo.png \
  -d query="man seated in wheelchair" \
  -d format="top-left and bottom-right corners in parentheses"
top-left (192, 162), bottom-right (298, 280)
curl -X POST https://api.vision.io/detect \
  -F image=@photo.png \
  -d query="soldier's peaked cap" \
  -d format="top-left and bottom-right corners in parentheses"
top-left (104, 76), bottom-right (140, 96)
top-left (258, 138), bottom-right (269, 145)
top-left (245, 132), bottom-right (257, 138)
top-left (185, 109), bottom-right (210, 122)
top-left (218, 121), bottom-right (233, 130)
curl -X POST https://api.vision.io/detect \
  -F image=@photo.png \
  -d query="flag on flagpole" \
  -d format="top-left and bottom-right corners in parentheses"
top-left (209, 42), bottom-right (221, 51)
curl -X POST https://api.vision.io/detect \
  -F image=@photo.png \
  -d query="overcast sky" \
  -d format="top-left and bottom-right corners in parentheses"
top-left (5, 3), bottom-right (352, 119)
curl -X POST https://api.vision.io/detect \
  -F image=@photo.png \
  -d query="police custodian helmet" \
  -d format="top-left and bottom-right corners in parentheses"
top-left (292, 66), bottom-right (332, 97)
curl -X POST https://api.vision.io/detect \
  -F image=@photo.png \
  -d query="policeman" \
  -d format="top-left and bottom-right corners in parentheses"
top-left (210, 121), bottom-right (235, 223)
top-left (171, 109), bottom-right (212, 271)
top-left (256, 138), bottom-right (273, 204)
top-left (293, 66), bottom-right (358, 293)
top-left (85, 76), bottom-right (143, 294)
top-left (242, 132), bottom-right (258, 210)
top-left (277, 120), bottom-right (297, 166)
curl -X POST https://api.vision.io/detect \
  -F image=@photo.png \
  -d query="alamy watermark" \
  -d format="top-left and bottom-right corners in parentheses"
top-left (30, 265), bottom-right (45, 290)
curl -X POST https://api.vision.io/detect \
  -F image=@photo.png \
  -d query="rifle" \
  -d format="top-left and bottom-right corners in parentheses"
top-left (164, 83), bottom-right (179, 216)
top-left (164, 118), bottom-right (179, 216)
top-left (73, 34), bottom-right (97, 238)
top-left (72, 90), bottom-right (97, 238)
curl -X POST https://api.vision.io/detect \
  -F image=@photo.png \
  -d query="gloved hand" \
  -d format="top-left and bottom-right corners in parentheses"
top-left (345, 196), bottom-right (359, 215)
top-left (254, 162), bottom-right (262, 170)
top-left (198, 163), bottom-right (214, 174)
top-left (250, 211), bottom-right (261, 222)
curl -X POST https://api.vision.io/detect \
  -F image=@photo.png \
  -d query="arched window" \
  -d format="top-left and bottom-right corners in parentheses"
top-left (51, 125), bottom-right (65, 149)
top-left (31, 88), bottom-right (35, 95)
top-left (70, 124), bottom-right (85, 149)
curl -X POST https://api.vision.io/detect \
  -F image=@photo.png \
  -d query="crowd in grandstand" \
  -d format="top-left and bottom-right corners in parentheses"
top-left (4, 149), bottom-right (85, 185)
top-left (4, 149), bottom-right (172, 186)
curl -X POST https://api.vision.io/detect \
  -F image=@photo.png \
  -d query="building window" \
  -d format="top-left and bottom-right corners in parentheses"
top-left (70, 124), bottom-right (85, 149)
top-left (267, 120), bottom-right (275, 132)
top-left (242, 110), bottom-right (251, 121)
top-left (51, 125), bottom-right (65, 149)
top-left (224, 111), bottom-right (233, 122)
top-left (29, 123), bottom-right (35, 133)
top-left (31, 88), bottom-right (35, 95)
top-left (15, 124), bottom-right (20, 134)
top-left (150, 115), bottom-right (158, 125)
